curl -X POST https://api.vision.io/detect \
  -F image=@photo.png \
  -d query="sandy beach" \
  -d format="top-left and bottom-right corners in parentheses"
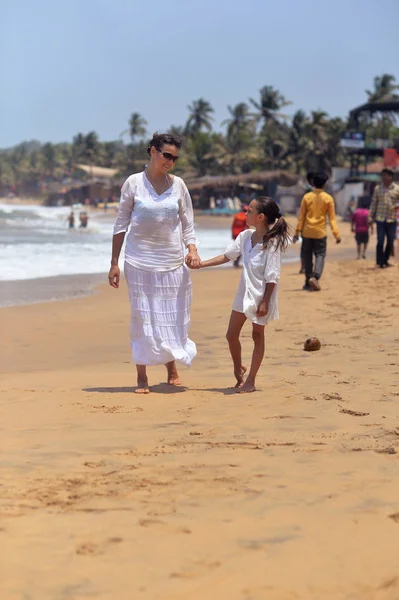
top-left (1, 221), bottom-right (399, 600)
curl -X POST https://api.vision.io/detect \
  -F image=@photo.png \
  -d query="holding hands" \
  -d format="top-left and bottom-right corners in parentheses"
top-left (185, 251), bottom-right (201, 269)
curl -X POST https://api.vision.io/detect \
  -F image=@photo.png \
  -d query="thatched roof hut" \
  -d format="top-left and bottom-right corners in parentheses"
top-left (186, 170), bottom-right (299, 192)
top-left (185, 170), bottom-right (299, 208)
top-left (74, 164), bottom-right (119, 179)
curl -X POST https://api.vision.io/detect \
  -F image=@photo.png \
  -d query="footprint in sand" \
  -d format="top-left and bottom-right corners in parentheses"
top-left (339, 407), bottom-right (369, 417)
top-left (170, 559), bottom-right (221, 579)
top-left (138, 518), bottom-right (191, 534)
top-left (322, 392), bottom-right (342, 401)
top-left (83, 460), bottom-right (106, 469)
top-left (76, 537), bottom-right (123, 556)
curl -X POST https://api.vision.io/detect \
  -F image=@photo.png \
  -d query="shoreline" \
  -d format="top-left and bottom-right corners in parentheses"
top-left (0, 272), bottom-right (106, 307)
top-left (1, 214), bottom-right (389, 309)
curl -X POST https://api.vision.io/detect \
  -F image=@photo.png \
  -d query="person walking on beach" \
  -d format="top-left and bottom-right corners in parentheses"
top-left (368, 169), bottom-right (399, 268)
top-left (231, 204), bottom-right (249, 267)
top-left (192, 197), bottom-right (290, 393)
top-left (299, 171), bottom-right (316, 274)
top-left (293, 172), bottom-right (341, 291)
top-left (108, 133), bottom-right (201, 394)
top-left (351, 197), bottom-right (370, 259)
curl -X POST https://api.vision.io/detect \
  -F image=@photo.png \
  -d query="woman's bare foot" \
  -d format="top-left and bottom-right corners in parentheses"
top-left (236, 379), bottom-right (256, 394)
top-left (234, 365), bottom-right (247, 388)
top-left (135, 380), bottom-right (150, 394)
top-left (166, 362), bottom-right (182, 386)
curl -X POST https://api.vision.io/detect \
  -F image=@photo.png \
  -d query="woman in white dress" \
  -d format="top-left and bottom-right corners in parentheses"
top-left (108, 133), bottom-right (201, 394)
top-left (195, 197), bottom-right (290, 393)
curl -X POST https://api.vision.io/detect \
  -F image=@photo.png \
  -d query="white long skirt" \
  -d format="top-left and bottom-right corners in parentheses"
top-left (124, 262), bottom-right (197, 366)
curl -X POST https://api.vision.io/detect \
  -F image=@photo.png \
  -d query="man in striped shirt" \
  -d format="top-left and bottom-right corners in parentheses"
top-left (369, 169), bottom-right (399, 268)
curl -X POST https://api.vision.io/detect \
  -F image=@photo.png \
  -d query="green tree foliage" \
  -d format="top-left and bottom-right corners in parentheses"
top-left (1, 75), bottom-right (398, 196)
top-left (185, 98), bottom-right (214, 136)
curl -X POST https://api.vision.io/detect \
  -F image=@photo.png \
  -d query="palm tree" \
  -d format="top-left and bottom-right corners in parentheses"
top-left (83, 131), bottom-right (100, 164)
top-left (72, 133), bottom-right (86, 163)
top-left (220, 102), bottom-right (257, 173)
top-left (249, 85), bottom-right (292, 128)
top-left (222, 103), bottom-right (251, 137)
top-left (366, 74), bottom-right (399, 102)
top-left (120, 112), bottom-right (147, 143)
top-left (186, 131), bottom-right (218, 176)
top-left (288, 110), bottom-right (311, 173)
top-left (41, 143), bottom-right (56, 177)
top-left (304, 111), bottom-right (331, 172)
top-left (365, 74), bottom-right (399, 136)
top-left (185, 98), bottom-right (214, 136)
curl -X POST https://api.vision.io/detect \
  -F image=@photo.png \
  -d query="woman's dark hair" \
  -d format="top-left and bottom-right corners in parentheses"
top-left (147, 132), bottom-right (183, 157)
top-left (255, 196), bottom-right (292, 252)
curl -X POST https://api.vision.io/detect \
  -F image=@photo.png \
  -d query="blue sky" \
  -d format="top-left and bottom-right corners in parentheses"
top-left (1, 0), bottom-right (398, 148)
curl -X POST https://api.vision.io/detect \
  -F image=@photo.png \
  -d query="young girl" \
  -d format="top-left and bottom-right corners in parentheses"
top-left (198, 197), bottom-right (290, 393)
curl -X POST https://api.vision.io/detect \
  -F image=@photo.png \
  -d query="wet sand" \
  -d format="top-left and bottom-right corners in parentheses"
top-left (1, 222), bottom-right (399, 600)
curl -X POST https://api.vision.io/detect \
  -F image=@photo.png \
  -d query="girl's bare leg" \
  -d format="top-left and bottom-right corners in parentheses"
top-left (136, 365), bottom-right (150, 394)
top-left (238, 324), bottom-right (265, 394)
top-left (226, 311), bottom-right (248, 388)
top-left (166, 361), bottom-right (181, 386)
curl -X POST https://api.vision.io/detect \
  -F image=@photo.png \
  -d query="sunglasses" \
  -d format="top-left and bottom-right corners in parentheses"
top-left (157, 149), bottom-right (179, 163)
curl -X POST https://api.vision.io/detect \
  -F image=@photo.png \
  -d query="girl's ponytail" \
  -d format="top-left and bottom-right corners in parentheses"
top-left (255, 196), bottom-right (292, 252)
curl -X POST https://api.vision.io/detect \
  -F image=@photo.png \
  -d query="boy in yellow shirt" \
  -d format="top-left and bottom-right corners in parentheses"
top-left (293, 173), bottom-right (341, 291)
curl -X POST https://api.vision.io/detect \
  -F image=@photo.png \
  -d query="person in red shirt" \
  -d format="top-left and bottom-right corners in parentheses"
top-left (231, 205), bottom-right (249, 267)
top-left (351, 197), bottom-right (371, 259)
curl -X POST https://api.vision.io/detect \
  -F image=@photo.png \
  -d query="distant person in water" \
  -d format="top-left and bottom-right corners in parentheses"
top-left (67, 211), bottom-right (75, 229)
top-left (293, 172), bottom-right (341, 291)
top-left (231, 204), bottom-right (249, 267)
top-left (79, 212), bottom-right (89, 228)
top-left (351, 197), bottom-right (370, 259)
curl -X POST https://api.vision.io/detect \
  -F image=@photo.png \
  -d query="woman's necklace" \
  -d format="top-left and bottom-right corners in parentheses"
top-left (145, 168), bottom-right (170, 196)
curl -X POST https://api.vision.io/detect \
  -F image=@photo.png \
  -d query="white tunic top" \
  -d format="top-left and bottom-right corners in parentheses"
top-left (113, 171), bottom-right (197, 272)
top-left (225, 229), bottom-right (281, 325)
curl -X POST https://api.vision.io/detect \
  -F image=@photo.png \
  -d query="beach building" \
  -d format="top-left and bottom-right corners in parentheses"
top-left (46, 163), bottom-right (120, 206)
top-left (186, 170), bottom-right (300, 214)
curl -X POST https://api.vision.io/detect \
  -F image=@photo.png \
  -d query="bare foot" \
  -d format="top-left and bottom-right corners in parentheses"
top-left (135, 380), bottom-right (150, 394)
top-left (234, 365), bottom-right (247, 388)
top-left (166, 364), bottom-right (182, 386)
top-left (236, 380), bottom-right (256, 394)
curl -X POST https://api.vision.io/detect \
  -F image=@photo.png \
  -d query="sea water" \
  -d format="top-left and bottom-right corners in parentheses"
top-left (0, 203), bottom-right (297, 282)
top-left (0, 204), bottom-right (234, 281)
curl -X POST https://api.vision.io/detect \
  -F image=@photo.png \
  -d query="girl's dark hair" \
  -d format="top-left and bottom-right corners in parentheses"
top-left (255, 196), bottom-right (292, 252)
top-left (147, 132), bottom-right (183, 157)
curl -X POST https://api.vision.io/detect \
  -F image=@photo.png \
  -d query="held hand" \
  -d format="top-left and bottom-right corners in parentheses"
top-left (108, 264), bottom-right (120, 288)
top-left (256, 300), bottom-right (269, 318)
top-left (186, 252), bottom-right (201, 269)
top-left (292, 235), bottom-right (299, 244)
top-left (336, 237), bottom-right (342, 244)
